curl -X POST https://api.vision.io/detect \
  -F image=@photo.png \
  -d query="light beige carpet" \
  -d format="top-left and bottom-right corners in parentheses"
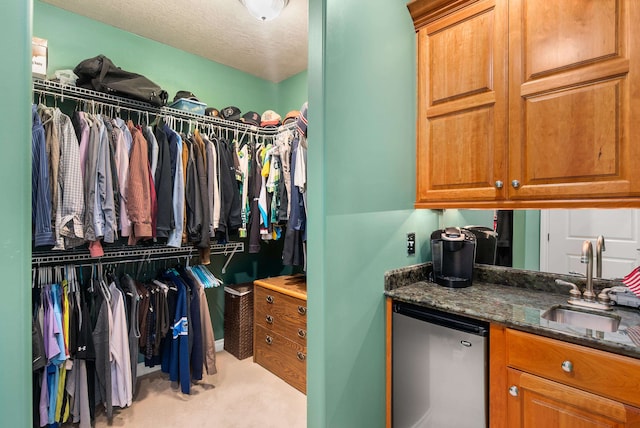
top-left (94, 351), bottom-right (307, 428)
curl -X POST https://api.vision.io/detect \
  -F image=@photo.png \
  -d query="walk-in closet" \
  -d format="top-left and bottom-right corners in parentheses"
top-left (28, 0), bottom-right (309, 426)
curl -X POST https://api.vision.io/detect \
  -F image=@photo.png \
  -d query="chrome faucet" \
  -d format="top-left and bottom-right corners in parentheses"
top-left (596, 235), bottom-right (606, 278)
top-left (555, 239), bottom-right (612, 311)
top-left (581, 240), bottom-right (596, 301)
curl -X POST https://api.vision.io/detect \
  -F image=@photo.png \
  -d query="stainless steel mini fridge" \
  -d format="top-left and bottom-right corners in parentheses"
top-left (392, 301), bottom-right (489, 428)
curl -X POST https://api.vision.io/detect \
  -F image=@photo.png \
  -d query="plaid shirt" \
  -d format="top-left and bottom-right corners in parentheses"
top-left (53, 108), bottom-right (84, 249)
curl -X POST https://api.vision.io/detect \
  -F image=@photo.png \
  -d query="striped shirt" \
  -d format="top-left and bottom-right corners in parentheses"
top-left (32, 105), bottom-right (55, 247)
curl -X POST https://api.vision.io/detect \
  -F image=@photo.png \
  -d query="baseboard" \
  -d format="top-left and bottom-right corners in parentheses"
top-left (137, 362), bottom-right (161, 377)
top-left (136, 339), bottom-right (225, 378)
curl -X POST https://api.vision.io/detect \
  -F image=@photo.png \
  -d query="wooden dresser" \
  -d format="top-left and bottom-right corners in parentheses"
top-left (253, 275), bottom-right (307, 394)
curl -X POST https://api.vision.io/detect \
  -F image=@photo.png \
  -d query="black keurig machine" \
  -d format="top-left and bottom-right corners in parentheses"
top-left (430, 227), bottom-right (477, 288)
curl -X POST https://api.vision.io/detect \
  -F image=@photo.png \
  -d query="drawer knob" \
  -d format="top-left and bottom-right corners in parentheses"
top-left (511, 179), bottom-right (521, 189)
top-left (298, 306), bottom-right (307, 315)
top-left (265, 335), bottom-right (273, 345)
top-left (495, 180), bottom-right (504, 189)
top-left (509, 385), bottom-right (519, 397)
top-left (266, 315), bottom-right (273, 324)
top-left (297, 352), bottom-right (306, 361)
top-left (561, 360), bottom-right (573, 373)
top-left (298, 328), bottom-right (307, 338)
top-left (266, 295), bottom-right (274, 304)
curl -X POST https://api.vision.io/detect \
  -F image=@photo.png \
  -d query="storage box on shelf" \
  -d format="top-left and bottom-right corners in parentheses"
top-left (168, 98), bottom-right (207, 115)
top-left (253, 275), bottom-right (307, 394)
top-left (223, 283), bottom-right (254, 360)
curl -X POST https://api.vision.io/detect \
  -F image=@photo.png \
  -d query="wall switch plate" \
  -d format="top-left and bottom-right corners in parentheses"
top-left (407, 233), bottom-right (416, 255)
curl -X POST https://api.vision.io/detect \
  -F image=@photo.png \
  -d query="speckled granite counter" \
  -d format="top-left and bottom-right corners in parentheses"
top-left (384, 263), bottom-right (640, 359)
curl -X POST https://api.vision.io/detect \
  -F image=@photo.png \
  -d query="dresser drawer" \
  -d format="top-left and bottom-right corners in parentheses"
top-left (254, 324), bottom-right (306, 393)
top-left (506, 329), bottom-right (640, 407)
top-left (255, 285), bottom-right (307, 346)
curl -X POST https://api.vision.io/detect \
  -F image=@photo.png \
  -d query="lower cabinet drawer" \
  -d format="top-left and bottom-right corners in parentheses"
top-left (254, 286), bottom-right (307, 346)
top-left (506, 329), bottom-right (640, 407)
top-left (254, 324), bottom-right (307, 394)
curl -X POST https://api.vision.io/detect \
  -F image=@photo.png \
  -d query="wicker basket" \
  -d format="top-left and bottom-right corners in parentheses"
top-left (224, 283), bottom-right (254, 360)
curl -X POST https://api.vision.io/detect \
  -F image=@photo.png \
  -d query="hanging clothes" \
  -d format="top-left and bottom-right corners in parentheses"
top-left (151, 124), bottom-right (173, 240)
top-left (215, 137), bottom-right (242, 242)
top-left (283, 105), bottom-right (308, 267)
top-left (32, 105), bottom-right (55, 247)
top-left (108, 281), bottom-right (132, 408)
top-left (126, 121), bottom-right (153, 244)
top-left (53, 108), bottom-right (85, 250)
top-left (37, 105), bottom-right (61, 230)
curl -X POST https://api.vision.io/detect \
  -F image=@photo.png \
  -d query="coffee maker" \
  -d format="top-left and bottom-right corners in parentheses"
top-left (430, 227), bottom-right (477, 288)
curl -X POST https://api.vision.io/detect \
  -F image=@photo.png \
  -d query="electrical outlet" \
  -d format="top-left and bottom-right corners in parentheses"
top-left (407, 233), bottom-right (416, 255)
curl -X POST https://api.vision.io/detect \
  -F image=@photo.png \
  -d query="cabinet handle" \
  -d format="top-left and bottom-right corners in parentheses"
top-left (511, 180), bottom-right (520, 189)
top-left (297, 351), bottom-right (306, 361)
top-left (265, 315), bottom-right (273, 324)
top-left (266, 295), bottom-right (274, 304)
top-left (298, 306), bottom-right (307, 315)
top-left (509, 385), bottom-right (519, 397)
top-left (265, 335), bottom-right (273, 345)
top-left (561, 360), bottom-right (573, 373)
top-left (298, 328), bottom-right (307, 338)
top-left (495, 180), bottom-right (504, 189)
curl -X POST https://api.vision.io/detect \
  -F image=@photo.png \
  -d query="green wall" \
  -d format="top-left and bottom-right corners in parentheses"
top-left (0, 0), bottom-right (32, 426)
top-left (307, 0), bottom-right (439, 426)
top-left (34, 0), bottom-right (278, 114)
top-left (277, 70), bottom-right (308, 114)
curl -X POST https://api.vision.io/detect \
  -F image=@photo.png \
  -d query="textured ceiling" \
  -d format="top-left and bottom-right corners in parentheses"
top-left (42, 0), bottom-right (308, 83)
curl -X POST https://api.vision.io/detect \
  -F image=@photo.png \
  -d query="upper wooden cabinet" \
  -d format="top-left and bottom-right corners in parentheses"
top-left (408, 0), bottom-right (640, 208)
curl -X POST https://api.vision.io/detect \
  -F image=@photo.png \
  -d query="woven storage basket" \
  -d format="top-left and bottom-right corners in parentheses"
top-left (224, 283), bottom-right (254, 360)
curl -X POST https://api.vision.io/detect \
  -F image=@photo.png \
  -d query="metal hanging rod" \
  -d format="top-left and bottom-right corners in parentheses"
top-left (33, 79), bottom-right (298, 135)
top-left (32, 242), bottom-right (244, 268)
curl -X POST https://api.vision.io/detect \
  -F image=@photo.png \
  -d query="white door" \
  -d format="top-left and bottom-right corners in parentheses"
top-left (540, 209), bottom-right (640, 280)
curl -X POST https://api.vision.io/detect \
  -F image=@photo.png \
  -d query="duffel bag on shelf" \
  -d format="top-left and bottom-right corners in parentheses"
top-left (73, 55), bottom-right (168, 107)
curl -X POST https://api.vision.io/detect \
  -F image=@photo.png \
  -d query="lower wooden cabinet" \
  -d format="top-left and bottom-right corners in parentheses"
top-left (253, 275), bottom-right (307, 394)
top-left (507, 368), bottom-right (640, 427)
top-left (491, 327), bottom-right (640, 427)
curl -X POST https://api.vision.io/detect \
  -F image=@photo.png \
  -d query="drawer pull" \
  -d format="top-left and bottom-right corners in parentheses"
top-left (297, 352), bottom-right (306, 361)
top-left (265, 315), bottom-right (273, 324)
top-left (509, 386), bottom-right (519, 397)
top-left (265, 335), bottom-right (273, 345)
top-left (298, 328), bottom-right (307, 338)
top-left (298, 306), bottom-right (307, 315)
top-left (561, 360), bottom-right (573, 373)
top-left (266, 295), bottom-right (274, 304)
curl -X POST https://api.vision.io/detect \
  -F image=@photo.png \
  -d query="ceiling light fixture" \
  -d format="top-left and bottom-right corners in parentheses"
top-left (239, 0), bottom-right (290, 22)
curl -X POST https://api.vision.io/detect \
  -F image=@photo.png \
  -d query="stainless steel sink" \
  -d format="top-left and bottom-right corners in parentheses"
top-left (541, 305), bottom-right (621, 332)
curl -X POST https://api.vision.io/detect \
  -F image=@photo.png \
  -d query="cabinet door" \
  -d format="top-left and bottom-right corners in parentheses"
top-left (508, 0), bottom-right (640, 202)
top-left (507, 368), bottom-right (640, 427)
top-left (415, 0), bottom-right (508, 207)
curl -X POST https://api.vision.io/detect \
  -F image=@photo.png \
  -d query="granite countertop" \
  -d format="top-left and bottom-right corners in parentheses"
top-left (384, 263), bottom-right (640, 360)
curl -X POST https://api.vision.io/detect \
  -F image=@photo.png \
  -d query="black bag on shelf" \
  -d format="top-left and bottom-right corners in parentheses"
top-left (73, 55), bottom-right (168, 107)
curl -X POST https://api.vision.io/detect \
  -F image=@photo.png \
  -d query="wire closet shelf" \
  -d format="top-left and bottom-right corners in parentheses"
top-left (32, 78), bottom-right (298, 135)
top-left (32, 242), bottom-right (244, 273)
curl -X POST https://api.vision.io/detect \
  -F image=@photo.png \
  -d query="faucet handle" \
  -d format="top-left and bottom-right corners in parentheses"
top-left (597, 287), bottom-right (613, 305)
top-left (556, 279), bottom-right (582, 300)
